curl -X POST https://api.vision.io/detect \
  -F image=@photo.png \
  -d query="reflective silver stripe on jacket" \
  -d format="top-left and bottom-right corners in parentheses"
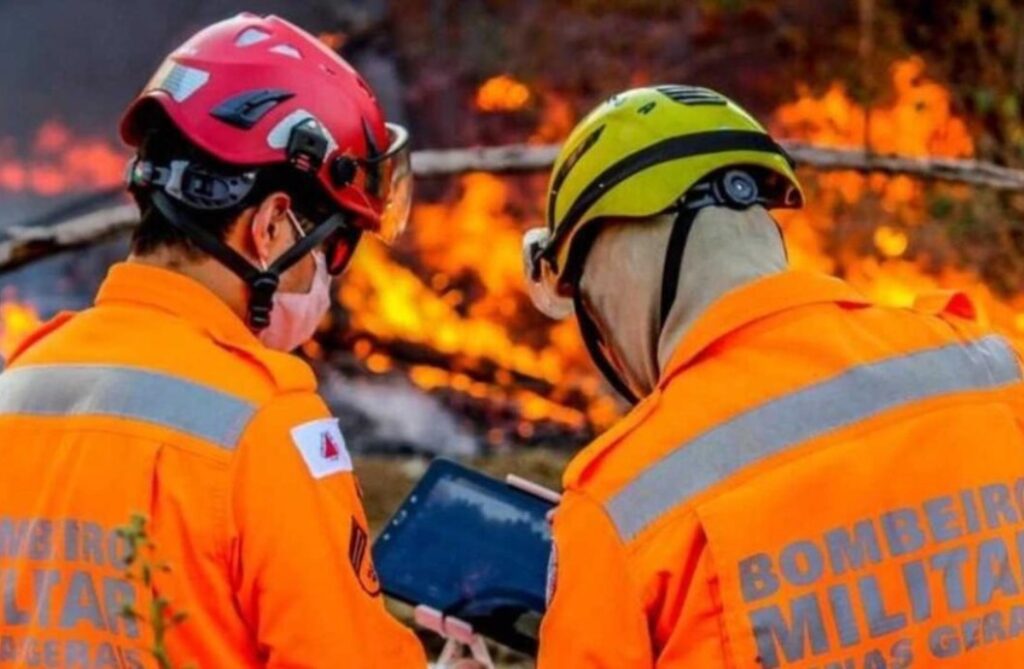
top-left (0, 364), bottom-right (256, 449)
top-left (605, 335), bottom-right (1022, 542)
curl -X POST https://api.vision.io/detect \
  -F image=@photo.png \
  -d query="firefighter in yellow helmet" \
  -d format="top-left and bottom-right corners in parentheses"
top-left (524, 86), bottom-right (1024, 668)
top-left (524, 85), bottom-right (802, 403)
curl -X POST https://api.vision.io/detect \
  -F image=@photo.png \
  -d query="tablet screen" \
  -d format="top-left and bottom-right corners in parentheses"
top-left (373, 459), bottom-right (555, 654)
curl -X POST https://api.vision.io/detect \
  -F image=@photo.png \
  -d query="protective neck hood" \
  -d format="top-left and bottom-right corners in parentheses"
top-left (578, 205), bottom-right (787, 400)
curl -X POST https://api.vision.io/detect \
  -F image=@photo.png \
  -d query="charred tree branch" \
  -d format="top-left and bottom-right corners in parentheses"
top-left (780, 142), bottom-right (1024, 190)
top-left (0, 204), bottom-right (139, 274)
top-left (411, 144), bottom-right (562, 176)
top-left (5, 143), bottom-right (1024, 275)
top-left (415, 142), bottom-right (1024, 190)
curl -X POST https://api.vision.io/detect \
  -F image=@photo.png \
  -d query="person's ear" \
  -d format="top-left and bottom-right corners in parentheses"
top-left (249, 192), bottom-right (292, 266)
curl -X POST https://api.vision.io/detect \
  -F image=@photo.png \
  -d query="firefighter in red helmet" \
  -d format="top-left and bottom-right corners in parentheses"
top-left (0, 14), bottom-right (426, 668)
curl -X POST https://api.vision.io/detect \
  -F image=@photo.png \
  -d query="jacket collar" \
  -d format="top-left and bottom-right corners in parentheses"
top-left (95, 262), bottom-right (260, 349)
top-left (658, 270), bottom-right (869, 387)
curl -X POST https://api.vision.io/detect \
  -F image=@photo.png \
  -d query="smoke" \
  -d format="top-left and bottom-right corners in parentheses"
top-left (320, 368), bottom-right (479, 456)
top-left (0, 0), bottom-right (400, 305)
top-left (0, 1), bottom-right (393, 140)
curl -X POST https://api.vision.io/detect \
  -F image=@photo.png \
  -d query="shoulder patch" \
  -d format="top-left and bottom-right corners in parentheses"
top-left (290, 418), bottom-right (352, 479)
top-left (913, 290), bottom-right (977, 321)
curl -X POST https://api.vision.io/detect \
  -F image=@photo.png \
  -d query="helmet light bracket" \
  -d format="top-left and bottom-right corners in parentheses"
top-left (683, 168), bottom-right (763, 211)
top-left (286, 118), bottom-right (329, 173)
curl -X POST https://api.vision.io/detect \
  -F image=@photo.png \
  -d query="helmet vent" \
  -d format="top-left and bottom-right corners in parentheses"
top-left (211, 89), bottom-right (296, 129)
top-left (235, 28), bottom-right (271, 47)
top-left (269, 44), bottom-right (303, 59)
top-left (656, 85), bottom-right (726, 107)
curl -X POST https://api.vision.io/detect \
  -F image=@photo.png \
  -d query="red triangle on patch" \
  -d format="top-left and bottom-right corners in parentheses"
top-left (321, 432), bottom-right (341, 460)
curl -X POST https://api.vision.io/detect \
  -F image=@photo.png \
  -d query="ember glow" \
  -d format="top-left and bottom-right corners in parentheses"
top-left (475, 75), bottom-right (532, 113)
top-left (317, 32), bottom-right (346, 50)
top-left (0, 292), bottom-right (42, 363)
top-left (0, 121), bottom-right (126, 195)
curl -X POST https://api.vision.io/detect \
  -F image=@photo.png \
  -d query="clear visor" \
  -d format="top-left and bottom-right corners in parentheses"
top-left (367, 123), bottom-right (413, 244)
top-left (522, 227), bottom-right (575, 320)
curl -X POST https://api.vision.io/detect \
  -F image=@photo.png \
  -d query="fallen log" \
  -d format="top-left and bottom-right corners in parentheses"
top-left (5, 142), bottom-right (1024, 275)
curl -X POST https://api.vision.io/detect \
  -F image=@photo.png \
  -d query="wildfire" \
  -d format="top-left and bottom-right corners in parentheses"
top-left (0, 121), bottom-right (126, 195)
top-left (775, 58), bottom-right (973, 158)
top-left (339, 172), bottom-right (612, 433)
top-left (773, 57), bottom-right (973, 215)
top-left (3, 56), bottom-right (1013, 444)
top-left (0, 292), bottom-right (41, 363)
top-left (771, 57), bottom-right (1024, 334)
top-left (475, 75), bottom-right (532, 113)
top-left (529, 92), bottom-right (576, 145)
top-left (334, 56), bottom-right (1024, 440)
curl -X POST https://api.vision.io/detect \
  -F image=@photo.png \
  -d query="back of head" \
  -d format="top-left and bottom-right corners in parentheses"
top-left (127, 107), bottom-right (335, 260)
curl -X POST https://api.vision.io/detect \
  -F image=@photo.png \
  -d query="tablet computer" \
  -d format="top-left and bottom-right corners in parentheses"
top-left (372, 459), bottom-right (556, 655)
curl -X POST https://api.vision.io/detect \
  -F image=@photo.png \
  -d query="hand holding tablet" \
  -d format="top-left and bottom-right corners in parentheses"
top-left (373, 459), bottom-right (558, 656)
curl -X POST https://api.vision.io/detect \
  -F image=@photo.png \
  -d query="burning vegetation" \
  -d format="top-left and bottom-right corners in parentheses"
top-left (0, 121), bottom-right (124, 195)
top-left (773, 57), bottom-right (1024, 344)
top-left (476, 75), bottom-right (533, 113)
top-left (1, 55), bottom-right (1022, 448)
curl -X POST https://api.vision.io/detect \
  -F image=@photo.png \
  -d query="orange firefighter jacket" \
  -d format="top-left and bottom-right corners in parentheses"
top-left (539, 270), bottom-right (1024, 669)
top-left (0, 262), bottom-right (426, 668)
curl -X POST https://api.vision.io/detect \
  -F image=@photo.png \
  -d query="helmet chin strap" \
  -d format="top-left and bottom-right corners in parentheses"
top-left (659, 205), bottom-right (701, 331)
top-left (149, 191), bottom-right (345, 330)
top-left (571, 290), bottom-right (641, 406)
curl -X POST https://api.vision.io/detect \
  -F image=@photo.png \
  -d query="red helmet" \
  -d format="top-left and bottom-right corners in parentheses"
top-left (120, 13), bottom-right (411, 244)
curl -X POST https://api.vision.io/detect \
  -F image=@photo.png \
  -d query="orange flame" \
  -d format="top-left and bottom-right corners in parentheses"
top-left (475, 75), bottom-right (533, 113)
top-left (774, 57), bottom-right (973, 214)
top-left (775, 58), bottom-right (973, 157)
top-left (771, 57), bottom-right (1024, 336)
top-left (0, 292), bottom-right (41, 363)
top-left (337, 56), bottom-right (1024, 433)
top-left (339, 172), bottom-right (611, 429)
top-left (0, 121), bottom-right (126, 195)
top-left (7, 58), bottom-right (1013, 437)
top-left (529, 92), bottom-right (575, 145)
top-left (317, 32), bottom-right (346, 50)
top-left (873, 225), bottom-right (909, 258)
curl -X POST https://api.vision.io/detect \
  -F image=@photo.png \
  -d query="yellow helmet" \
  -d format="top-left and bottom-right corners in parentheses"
top-left (528, 85), bottom-right (803, 293)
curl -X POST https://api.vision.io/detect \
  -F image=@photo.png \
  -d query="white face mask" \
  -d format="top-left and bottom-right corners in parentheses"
top-left (259, 250), bottom-right (332, 352)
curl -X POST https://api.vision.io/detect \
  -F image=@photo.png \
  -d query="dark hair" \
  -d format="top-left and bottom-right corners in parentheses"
top-left (129, 104), bottom-right (339, 258)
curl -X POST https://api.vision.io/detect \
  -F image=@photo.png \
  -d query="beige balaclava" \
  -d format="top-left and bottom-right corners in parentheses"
top-left (577, 205), bottom-right (788, 400)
